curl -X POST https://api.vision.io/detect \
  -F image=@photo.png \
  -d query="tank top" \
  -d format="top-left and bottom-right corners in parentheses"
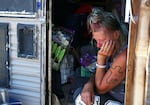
top-left (106, 45), bottom-right (127, 103)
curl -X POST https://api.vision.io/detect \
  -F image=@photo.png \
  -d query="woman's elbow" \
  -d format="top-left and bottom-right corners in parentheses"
top-left (95, 82), bottom-right (108, 94)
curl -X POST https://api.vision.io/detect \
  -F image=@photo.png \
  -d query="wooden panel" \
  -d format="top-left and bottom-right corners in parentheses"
top-left (125, 0), bottom-right (150, 105)
top-left (125, 0), bottom-right (140, 104)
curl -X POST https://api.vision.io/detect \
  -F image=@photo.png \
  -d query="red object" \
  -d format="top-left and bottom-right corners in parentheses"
top-left (75, 3), bottom-right (92, 14)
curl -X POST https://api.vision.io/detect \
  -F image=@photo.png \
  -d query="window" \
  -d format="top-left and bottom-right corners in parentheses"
top-left (17, 24), bottom-right (38, 59)
top-left (0, 0), bottom-right (36, 13)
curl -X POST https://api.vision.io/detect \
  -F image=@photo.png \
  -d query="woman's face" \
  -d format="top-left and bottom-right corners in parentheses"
top-left (91, 24), bottom-right (116, 48)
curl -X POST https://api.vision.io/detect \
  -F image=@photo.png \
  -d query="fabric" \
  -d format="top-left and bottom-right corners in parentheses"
top-left (75, 3), bottom-right (92, 14)
top-left (73, 87), bottom-right (120, 105)
top-left (109, 81), bottom-right (125, 103)
top-left (52, 93), bottom-right (61, 105)
top-left (52, 70), bottom-right (65, 99)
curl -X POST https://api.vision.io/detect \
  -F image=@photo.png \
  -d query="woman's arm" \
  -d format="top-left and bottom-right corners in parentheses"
top-left (80, 76), bottom-right (95, 105)
top-left (95, 48), bottom-right (127, 94)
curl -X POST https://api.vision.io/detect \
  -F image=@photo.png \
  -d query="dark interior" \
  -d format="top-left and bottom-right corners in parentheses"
top-left (0, 23), bottom-right (9, 88)
top-left (52, 0), bottom-right (128, 104)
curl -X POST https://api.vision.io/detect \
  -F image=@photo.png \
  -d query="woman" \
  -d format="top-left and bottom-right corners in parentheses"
top-left (75, 8), bottom-right (128, 105)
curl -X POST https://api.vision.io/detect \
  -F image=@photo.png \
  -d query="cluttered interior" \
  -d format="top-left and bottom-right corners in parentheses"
top-left (52, 0), bottom-right (129, 105)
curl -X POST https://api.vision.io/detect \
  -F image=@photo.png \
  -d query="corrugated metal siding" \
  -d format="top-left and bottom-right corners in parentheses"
top-left (0, 18), bottom-right (46, 105)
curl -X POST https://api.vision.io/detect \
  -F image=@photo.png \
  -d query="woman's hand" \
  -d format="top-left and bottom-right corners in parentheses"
top-left (81, 82), bottom-right (95, 105)
top-left (97, 40), bottom-right (116, 63)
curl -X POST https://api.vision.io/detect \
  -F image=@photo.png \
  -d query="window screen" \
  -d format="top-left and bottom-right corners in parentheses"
top-left (17, 24), bottom-right (37, 59)
top-left (0, 23), bottom-right (9, 87)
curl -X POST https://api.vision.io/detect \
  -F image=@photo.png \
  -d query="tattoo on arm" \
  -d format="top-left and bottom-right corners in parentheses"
top-left (106, 65), bottom-right (124, 84)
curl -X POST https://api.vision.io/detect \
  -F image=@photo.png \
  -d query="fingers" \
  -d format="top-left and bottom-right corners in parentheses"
top-left (81, 93), bottom-right (94, 105)
top-left (107, 40), bottom-right (115, 56)
top-left (91, 95), bottom-right (95, 105)
top-left (87, 95), bottom-right (94, 105)
top-left (99, 40), bottom-right (116, 56)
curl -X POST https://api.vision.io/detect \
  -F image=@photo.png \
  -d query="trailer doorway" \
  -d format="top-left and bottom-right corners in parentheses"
top-left (0, 23), bottom-right (9, 88)
top-left (51, 0), bottom-right (129, 105)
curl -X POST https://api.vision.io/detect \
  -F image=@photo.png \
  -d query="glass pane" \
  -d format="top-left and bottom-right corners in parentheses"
top-left (17, 24), bottom-right (37, 59)
top-left (0, 0), bottom-right (36, 13)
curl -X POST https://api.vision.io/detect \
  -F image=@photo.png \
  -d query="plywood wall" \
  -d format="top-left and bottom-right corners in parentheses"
top-left (125, 0), bottom-right (150, 105)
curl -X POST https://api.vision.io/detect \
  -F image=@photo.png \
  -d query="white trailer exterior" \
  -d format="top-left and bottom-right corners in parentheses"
top-left (0, 0), bottom-right (48, 105)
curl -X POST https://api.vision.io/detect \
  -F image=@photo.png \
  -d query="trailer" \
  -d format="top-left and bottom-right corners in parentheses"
top-left (0, 0), bottom-right (48, 105)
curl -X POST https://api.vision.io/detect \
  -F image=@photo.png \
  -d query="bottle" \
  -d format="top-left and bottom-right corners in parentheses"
top-left (58, 48), bottom-right (66, 63)
top-left (52, 42), bottom-right (58, 58)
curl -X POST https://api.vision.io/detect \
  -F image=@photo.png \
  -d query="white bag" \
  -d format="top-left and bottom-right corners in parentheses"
top-left (104, 100), bottom-right (122, 105)
top-left (75, 94), bottom-right (100, 105)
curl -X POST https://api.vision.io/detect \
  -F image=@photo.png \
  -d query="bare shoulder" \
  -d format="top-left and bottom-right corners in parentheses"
top-left (112, 48), bottom-right (127, 70)
top-left (116, 48), bottom-right (127, 61)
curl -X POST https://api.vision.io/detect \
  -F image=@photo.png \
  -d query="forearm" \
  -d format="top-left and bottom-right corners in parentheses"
top-left (85, 76), bottom-right (95, 88)
top-left (95, 65), bottom-right (106, 93)
top-left (95, 55), bottom-right (107, 93)
top-left (81, 77), bottom-right (95, 95)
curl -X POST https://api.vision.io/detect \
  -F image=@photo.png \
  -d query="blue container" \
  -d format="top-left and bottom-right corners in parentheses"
top-left (9, 98), bottom-right (22, 105)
